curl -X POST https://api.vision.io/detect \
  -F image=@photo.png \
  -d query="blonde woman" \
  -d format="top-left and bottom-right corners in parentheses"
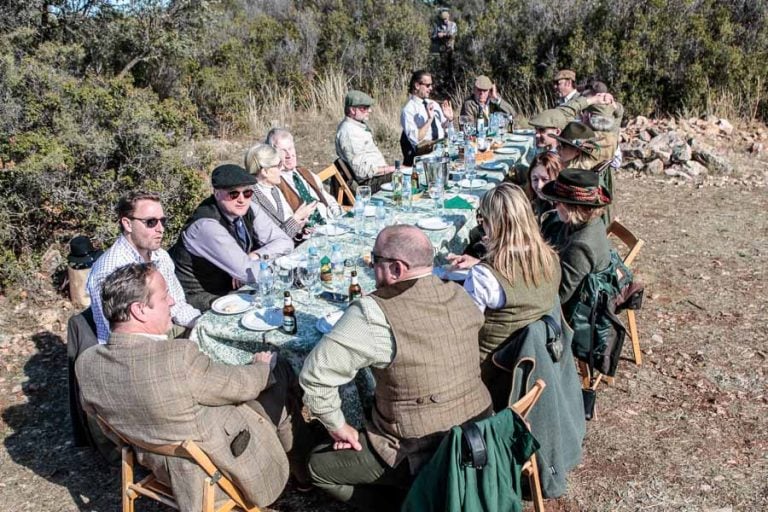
top-left (448, 183), bottom-right (561, 361)
top-left (244, 143), bottom-right (316, 241)
top-left (538, 168), bottom-right (611, 321)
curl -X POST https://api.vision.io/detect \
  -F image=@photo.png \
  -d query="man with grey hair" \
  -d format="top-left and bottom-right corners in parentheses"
top-left (265, 127), bottom-right (342, 222)
top-left (76, 262), bottom-right (308, 509)
top-left (460, 75), bottom-right (514, 126)
top-left (300, 225), bottom-right (492, 510)
top-left (335, 90), bottom-right (395, 192)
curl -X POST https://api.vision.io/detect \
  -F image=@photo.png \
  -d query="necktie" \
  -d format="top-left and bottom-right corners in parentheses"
top-left (270, 186), bottom-right (285, 220)
top-left (424, 100), bottom-right (439, 140)
top-left (292, 172), bottom-right (324, 226)
top-left (233, 217), bottom-right (248, 250)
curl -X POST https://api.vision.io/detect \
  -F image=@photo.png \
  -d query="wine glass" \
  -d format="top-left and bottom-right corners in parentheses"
top-left (297, 264), bottom-right (319, 302)
top-left (430, 178), bottom-right (445, 218)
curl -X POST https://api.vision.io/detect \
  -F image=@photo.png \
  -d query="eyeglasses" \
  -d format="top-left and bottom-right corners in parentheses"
top-left (370, 251), bottom-right (410, 268)
top-left (226, 189), bottom-right (255, 200)
top-left (420, 82), bottom-right (434, 88)
top-left (128, 216), bottom-right (169, 229)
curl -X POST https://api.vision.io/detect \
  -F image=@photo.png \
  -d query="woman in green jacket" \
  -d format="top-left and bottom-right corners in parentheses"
top-left (539, 168), bottom-right (612, 321)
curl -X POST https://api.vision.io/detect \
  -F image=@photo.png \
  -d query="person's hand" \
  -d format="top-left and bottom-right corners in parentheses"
top-left (247, 251), bottom-right (261, 261)
top-left (377, 165), bottom-right (396, 175)
top-left (232, 278), bottom-right (243, 290)
top-left (330, 424), bottom-right (363, 451)
top-left (425, 101), bottom-right (435, 120)
top-left (446, 252), bottom-right (480, 270)
top-left (490, 83), bottom-right (500, 101)
top-left (589, 92), bottom-right (615, 106)
top-left (252, 351), bottom-right (275, 366)
top-left (442, 100), bottom-right (454, 122)
top-left (293, 201), bottom-right (317, 224)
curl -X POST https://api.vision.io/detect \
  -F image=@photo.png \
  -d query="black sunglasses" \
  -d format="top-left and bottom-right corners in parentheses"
top-left (370, 251), bottom-right (410, 268)
top-left (129, 216), bottom-right (169, 228)
top-left (226, 189), bottom-right (255, 200)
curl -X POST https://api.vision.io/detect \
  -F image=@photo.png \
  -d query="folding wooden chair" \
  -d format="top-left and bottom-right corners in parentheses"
top-left (316, 160), bottom-right (355, 210)
top-left (95, 416), bottom-right (261, 512)
top-left (510, 379), bottom-right (547, 512)
top-left (607, 219), bottom-right (645, 366)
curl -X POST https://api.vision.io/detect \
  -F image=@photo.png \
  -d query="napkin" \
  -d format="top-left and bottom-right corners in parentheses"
top-left (443, 195), bottom-right (475, 210)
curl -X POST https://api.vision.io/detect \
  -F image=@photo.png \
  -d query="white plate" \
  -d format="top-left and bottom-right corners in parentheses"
top-left (434, 266), bottom-right (470, 281)
top-left (480, 161), bottom-right (508, 171)
top-left (379, 182), bottom-right (394, 191)
top-left (458, 178), bottom-right (487, 188)
top-left (275, 253), bottom-right (303, 268)
top-left (316, 310), bottom-right (344, 334)
top-left (315, 224), bottom-right (350, 236)
top-left (505, 134), bottom-right (531, 143)
top-left (417, 217), bottom-right (452, 230)
top-left (211, 294), bottom-right (254, 315)
top-left (513, 129), bottom-right (535, 136)
top-left (241, 308), bottom-right (283, 331)
top-left (494, 147), bottom-right (522, 155)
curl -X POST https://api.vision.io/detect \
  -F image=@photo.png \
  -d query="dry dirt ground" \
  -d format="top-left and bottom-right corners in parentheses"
top-left (1, 153), bottom-right (767, 510)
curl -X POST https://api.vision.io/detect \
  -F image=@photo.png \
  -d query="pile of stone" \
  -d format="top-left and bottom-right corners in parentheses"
top-left (619, 115), bottom-right (766, 180)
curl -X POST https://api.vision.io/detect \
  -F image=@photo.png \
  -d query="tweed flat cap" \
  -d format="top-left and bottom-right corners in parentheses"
top-left (554, 69), bottom-right (576, 82)
top-left (211, 164), bottom-right (256, 189)
top-left (528, 109), bottom-right (568, 130)
top-left (344, 90), bottom-right (375, 109)
top-left (474, 75), bottom-right (493, 89)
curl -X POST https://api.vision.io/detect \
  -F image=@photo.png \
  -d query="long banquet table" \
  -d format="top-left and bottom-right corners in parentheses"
top-left (191, 131), bottom-right (535, 427)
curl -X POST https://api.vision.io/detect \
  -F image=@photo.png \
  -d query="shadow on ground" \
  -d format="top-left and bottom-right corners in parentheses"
top-left (1, 331), bottom-right (126, 510)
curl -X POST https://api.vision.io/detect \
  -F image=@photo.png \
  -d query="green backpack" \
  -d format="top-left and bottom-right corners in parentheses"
top-left (570, 250), bottom-right (632, 377)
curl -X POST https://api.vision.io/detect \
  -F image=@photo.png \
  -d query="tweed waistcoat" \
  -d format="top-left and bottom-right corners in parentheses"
top-left (478, 261), bottom-right (560, 360)
top-left (368, 274), bottom-right (492, 468)
top-left (170, 196), bottom-right (259, 310)
top-left (277, 167), bottom-right (329, 212)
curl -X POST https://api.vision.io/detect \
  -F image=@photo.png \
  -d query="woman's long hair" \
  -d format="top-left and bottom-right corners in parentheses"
top-left (526, 151), bottom-right (563, 200)
top-left (479, 183), bottom-right (559, 286)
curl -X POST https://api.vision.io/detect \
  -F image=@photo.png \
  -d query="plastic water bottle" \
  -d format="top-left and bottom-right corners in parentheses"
top-left (258, 261), bottom-right (275, 309)
top-left (330, 243), bottom-right (344, 286)
top-left (402, 174), bottom-right (412, 212)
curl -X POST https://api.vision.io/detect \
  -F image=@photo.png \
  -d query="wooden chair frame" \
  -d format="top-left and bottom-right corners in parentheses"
top-left (607, 219), bottom-right (645, 367)
top-left (510, 379), bottom-right (547, 512)
top-left (96, 416), bottom-right (260, 512)
top-left (316, 160), bottom-right (355, 210)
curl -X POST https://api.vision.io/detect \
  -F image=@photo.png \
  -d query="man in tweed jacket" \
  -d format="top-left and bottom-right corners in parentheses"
top-left (76, 263), bottom-right (295, 510)
top-left (300, 225), bottom-right (491, 511)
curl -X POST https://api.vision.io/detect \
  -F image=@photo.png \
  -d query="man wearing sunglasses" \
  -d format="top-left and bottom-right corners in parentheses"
top-left (87, 191), bottom-right (201, 344)
top-left (300, 225), bottom-right (491, 509)
top-left (170, 164), bottom-right (292, 311)
top-left (399, 69), bottom-right (455, 165)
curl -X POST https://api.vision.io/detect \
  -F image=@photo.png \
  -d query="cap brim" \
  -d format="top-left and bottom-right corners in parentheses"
top-left (552, 136), bottom-right (594, 155)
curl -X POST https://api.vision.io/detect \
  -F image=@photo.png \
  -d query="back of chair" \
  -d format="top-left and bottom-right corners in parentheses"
top-left (510, 379), bottom-right (546, 421)
top-left (607, 220), bottom-right (645, 267)
top-left (317, 161), bottom-right (355, 209)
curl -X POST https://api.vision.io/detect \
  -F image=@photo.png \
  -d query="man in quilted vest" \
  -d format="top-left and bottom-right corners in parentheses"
top-left (300, 225), bottom-right (492, 511)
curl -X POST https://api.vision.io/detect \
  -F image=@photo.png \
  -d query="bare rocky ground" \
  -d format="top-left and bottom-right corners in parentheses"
top-left (1, 124), bottom-right (767, 511)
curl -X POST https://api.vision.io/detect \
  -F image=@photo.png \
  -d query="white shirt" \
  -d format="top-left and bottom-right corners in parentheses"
top-left (87, 235), bottom-right (201, 344)
top-left (280, 169), bottom-right (343, 220)
top-left (255, 182), bottom-right (293, 222)
top-left (401, 95), bottom-right (449, 147)
top-left (463, 264), bottom-right (507, 313)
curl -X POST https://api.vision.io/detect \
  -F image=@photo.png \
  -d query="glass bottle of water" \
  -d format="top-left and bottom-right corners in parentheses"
top-left (402, 174), bottom-right (412, 212)
top-left (391, 159), bottom-right (403, 207)
top-left (258, 261), bottom-right (275, 309)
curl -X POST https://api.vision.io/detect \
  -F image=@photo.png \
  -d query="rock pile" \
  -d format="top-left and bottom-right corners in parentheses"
top-left (619, 115), bottom-right (767, 180)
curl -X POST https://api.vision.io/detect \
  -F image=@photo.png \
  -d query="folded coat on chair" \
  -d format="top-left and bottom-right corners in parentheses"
top-left (489, 302), bottom-right (586, 499)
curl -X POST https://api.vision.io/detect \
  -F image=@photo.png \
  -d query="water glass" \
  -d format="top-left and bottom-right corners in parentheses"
top-left (430, 179), bottom-right (445, 214)
top-left (374, 203), bottom-right (388, 233)
top-left (357, 185), bottom-right (372, 206)
top-left (277, 262), bottom-right (294, 291)
top-left (298, 265), bottom-right (320, 301)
